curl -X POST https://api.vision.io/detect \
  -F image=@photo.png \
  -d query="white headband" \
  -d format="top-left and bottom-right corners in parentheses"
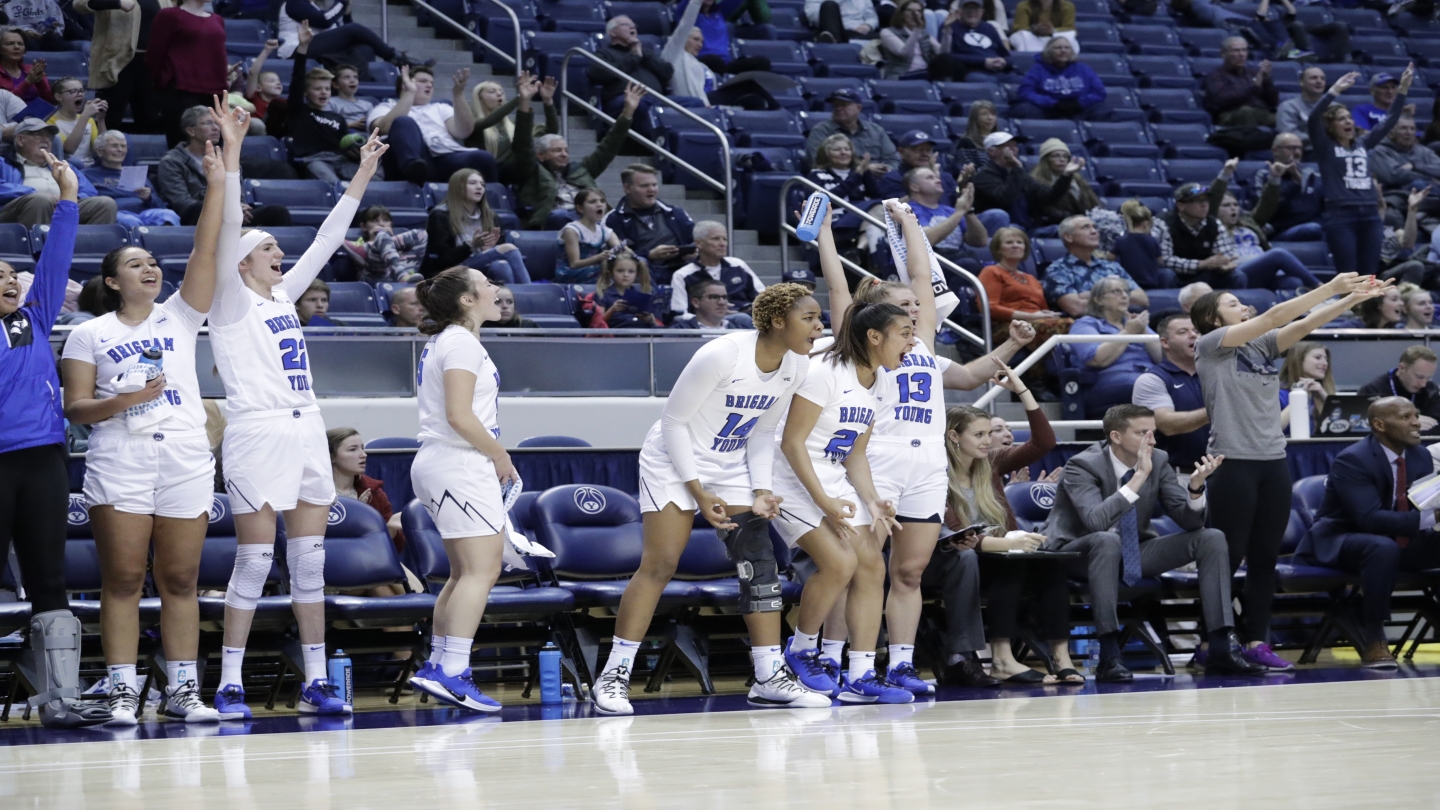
top-left (237, 230), bottom-right (274, 265)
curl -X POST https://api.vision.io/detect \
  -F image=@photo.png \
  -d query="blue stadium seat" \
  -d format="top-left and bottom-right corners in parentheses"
top-left (1329, 7), bottom-right (1388, 34)
top-left (936, 82), bottom-right (1006, 114)
top-left (871, 113), bottom-right (948, 146)
top-left (36, 223), bottom-right (129, 282)
top-left (1135, 87), bottom-right (1210, 124)
top-left (517, 435), bottom-right (593, 447)
top-left (245, 179), bottom-right (337, 226)
top-left (1350, 36), bottom-right (1410, 68)
top-left (1292, 475), bottom-right (1328, 526)
top-left (1151, 124), bottom-right (1227, 159)
top-left (474, 13), bottom-right (541, 68)
top-left (1074, 21), bottom-right (1126, 54)
top-left (326, 280), bottom-right (378, 313)
top-left (868, 79), bottom-right (946, 116)
top-left (241, 135), bottom-right (287, 163)
top-left (1120, 24), bottom-right (1187, 57)
top-left (1128, 56), bottom-right (1199, 91)
top-left (509, 282), bottom-right (572, 316)
top-left (29, 52), bottom-right (85, 80)
top-left (1004, 481), bottom-right (1058, 532)
top-left (374, 281), bottom-right (412, 315)
top-left (122, 133), bottom-right (170, 166)
top-left (1231, 288), bottom-right (1277, 315)
top-left (1293, 5), bottom-right (1334, 26)
top-left (542, 2), bottom-right (605, 33)
top-left (737, 39), bottom-right (810, 77)
top-left (0, 223), bottom-right (34, 272)
top-left (224, 18), bottom-right (271, 56)
top-left (798, 77), bottom-right (876, 113)
top-left (727, 109), bottom-right (806, 149)
top-left (338, 180), bottom-right (428, 228)
top-left (1163, 158), bottom-right (1225, 185)
top-left (804, 41), bottom-right (879, 79)
top-left (1083, 121), bottom-right (1161, 158)
top-left (505, 230), bottom-right (562, 282)
top-left (134, 225), bottom-right (197, 286)
top-left (1092, 157), bottom-right (1172, 197)
top-left (365, 436), bottom-right (421, 451)
top-left (1274, 241), bottom-right (1334, 270)
top-left (322, 498), bottom-right (438, 623)
top-left (1012, 119), bottom-right (1083, 152)
top-left (60, 494), bottom-right (112, 625)
top-left (523, 31), bottom-right (592, 86)
top-left (195, 494), bottom-right (288, 623)
top-left (1176, 27), bottom-right (1228, 57)
top-left (1076, 53), bottom-right (1137, 88)
top-left (653, 106), bottom-right (733, 191)
top-left (605, 1), bottom-right (672, 35)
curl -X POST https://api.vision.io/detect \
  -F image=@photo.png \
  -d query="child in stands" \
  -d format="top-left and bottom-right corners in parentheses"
top-left (348, 205), bottom-right (426, 283)
top-left (596, 250), bottom-right (661, 329)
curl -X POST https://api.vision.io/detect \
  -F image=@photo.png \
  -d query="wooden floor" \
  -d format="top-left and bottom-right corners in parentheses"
top-left (4, 674), bottom-right (1439, 808)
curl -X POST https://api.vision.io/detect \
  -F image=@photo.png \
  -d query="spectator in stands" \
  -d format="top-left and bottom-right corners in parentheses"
top-left (1427, 95), bottom-right (1440, 148)
top-left (1372, 117), bottom-right (1440, 218)
top-left (147, 0), bottom-right (225, 147)
top-left (295, 279), bottom-right (334, 326)
top-left (1132, 314), bottom-right (1210, 473)
top-left (589, 16), bottom-right (672, 140)
top-left (423, 167), bottom-right (530, 283)
top-left (804, 88), bottom-right (898, 175)
top-left (286, 27), bottom-right (359, 184)
top-left (669, 220), bottom-right (764, 315)
top-left (1114, 199), bottom-right (1164, 288)
top-left (1380, 189), bottom-right (1432, 287)
top-left (327, 64), bottom-right (373, 131)
top-left (1178, 281), bottom-right (1211, 314)
top-left (662, 19), bottom-right (719, 106)
top-left (1201, 38), bottom-right (1277, 128)
top-left (597, 250), bottom-right (662, 329)
top-left (1029, 139), bottom-right (1101, 229)
top-left (1277, 340), bottom-right (1332, 436)
top-left (0, 119), bottom-right (117, 225)
top-left (369, 66), bottom-right (497, 185)
top-left (979, 226), bottom-right (1065, 333)
top-left (1069, 276), bottom-right (1160, 417)
top-left (955, 99), bottom-right (999, 167)
top-left (46, 77), bottom-right (104, 167)
top-left (1276, 66), bottom-right (1326, 151)
top-left (1175, 0), bottom-right (1345, 63)
top-left (670, 277), bottom-right (755, 329)
top-left (1358, 345), bottom-right (1440, 428)
top-left (352, 204), bottom-right (425, 283)
top-left (1353, 73), bottom-right (1413, 133)
top-left (468, 73), bottom-right (558, 170)
top-left (1296, 396), bottom-right (1440, 669)
top-left (156, 106), bottom-right (292, 227)
top-left (556, 188), bottom-right (621, 284)
top-left (1008, 0), bottom-right (1077, 53)
top-left (278, 0), bottom-right (429, 72)
top-left (879, 129), bottom-right (958, 201)
top-left (1010, 37), bottom-right (1105, 121)
top-left (973, 131), bottom-right (1078, 230)
top-left (1217, 190), bottom-right (1322, 291)
top-left (906, 168), bottom-right (990, 266)
top-left (1151, 180), bottom-right (1247, 290)
top-left (481, 282), bottom-right (537, 329)
top-left (1250, 133), bottom-right (1323, 242)
top-left (1398, 282), bottom-right (1434, 329)
top-left (880, 0), bottom-right (963, 81)
top-left (0, 27), bottom-right (49, 102)
top-left (84, 131), bottom-right (179, 226)
top-left (327, 428), bottom-right (403, 543)
top-left (674, 0), bottom-right (773, 79)
top-left (941, 0), bottom-right (1011, 79)
top-left (244, 40), bottom-right (285, 127)
top-left (810, 133), bottom-right (880, 207)
top-left (1042, 403), bottom-right (1258, 682)
top-left (75, 0), bottom-right (160, 132)
top-left (514, 81), bottom-right (644, 231)
top-left (2, 0), bottom-right (68, 52)
top-left (388, 285), bottom-right (425, 328)
top-left (1355, 285), bottom-right (1405, 329)
top-left (806, 0), bottom-right (878, 42)
top-left (605, 162), bottom-right (697, 281)
top-left (1042, 215), bottom-right (1148, 317)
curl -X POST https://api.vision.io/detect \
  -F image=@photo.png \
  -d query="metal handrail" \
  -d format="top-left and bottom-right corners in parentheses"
top-left (403, 0), bottom-right (522, 70)
top-left (559, 47), bottom-right (733, 245)
top-left (973, 333), bottom-right (1159, 418)
top-left (778, 175), bottom-right (992, 350)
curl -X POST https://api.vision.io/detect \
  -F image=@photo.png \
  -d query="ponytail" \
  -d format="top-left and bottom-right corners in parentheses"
top-left (415, 266), bottom-right (475, 336)
top-left (824, 301), bottom-right (908, 368)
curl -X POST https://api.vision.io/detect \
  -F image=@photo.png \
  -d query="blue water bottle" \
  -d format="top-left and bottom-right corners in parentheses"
top-left (328, 649), bottom-right (353, 703)
top-left (539, 642), bottom-right (562, 704)
top-left (795, 191), bottom-right (829, 242)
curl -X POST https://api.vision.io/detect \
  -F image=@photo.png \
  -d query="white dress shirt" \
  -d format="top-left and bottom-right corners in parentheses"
top-left (1381, 443), bottom-right (1435, 532)
top-left (1107, 447), bottom-right (1205, 511)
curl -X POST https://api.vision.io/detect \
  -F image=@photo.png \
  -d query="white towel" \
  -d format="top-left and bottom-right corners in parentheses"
top-left (882, 200), bottom-right (958, 326)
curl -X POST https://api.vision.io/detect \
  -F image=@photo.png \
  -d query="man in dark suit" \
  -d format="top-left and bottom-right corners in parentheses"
top-left (1296, 397), bottom-right (1440, 669)
top-left (1043, 404), bottom-right (1265, 682)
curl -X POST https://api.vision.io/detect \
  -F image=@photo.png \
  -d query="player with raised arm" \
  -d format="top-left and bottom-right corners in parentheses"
top-left (592, 283), bottom-right (829, 716)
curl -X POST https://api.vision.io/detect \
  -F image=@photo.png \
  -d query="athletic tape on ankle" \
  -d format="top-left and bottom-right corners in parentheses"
top-left (287, 536), bottom-right (326, 604)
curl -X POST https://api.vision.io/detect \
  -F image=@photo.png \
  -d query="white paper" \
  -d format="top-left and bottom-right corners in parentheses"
top-left (1408, 471), bottom-right (1440, 511)
top-left (118, 166), bottom-right (148, 192)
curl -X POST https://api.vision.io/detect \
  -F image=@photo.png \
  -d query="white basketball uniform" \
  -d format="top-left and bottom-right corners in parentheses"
top-left (410, 324), bottom-right (507, 539)
top-left (770, 355), bottom-right (888, 546)
top-left (209, 174), bottom-right (355, 513)
top-left (62, 293), bottom-right (214, 518)
top-left (637, 331), bottom-right (807, 512)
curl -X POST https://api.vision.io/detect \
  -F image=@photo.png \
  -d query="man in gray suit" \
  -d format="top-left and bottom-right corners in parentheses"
top-left (1043, 404), bottom-right (1265, 682)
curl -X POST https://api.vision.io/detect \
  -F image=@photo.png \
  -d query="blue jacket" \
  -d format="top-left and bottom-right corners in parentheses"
top-left (1017, 60), bottom-right (1106, 110)
top-left (0, 199), bottom-right (76, 455)
top-left (604, 197), bottom-right (696, 281)
top-left (1296, 435), bottom-right (1435, 567)
top-left (83, 165), bottom-right (170, 213)
top-left (946, 21), bottom-right (1010, 69)
top-left (0, 156), bottom-right (100, 204)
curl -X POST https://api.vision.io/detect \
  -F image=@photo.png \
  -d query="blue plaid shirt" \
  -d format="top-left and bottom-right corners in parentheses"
top-left (1041, 252), bottom-right (1139, 307)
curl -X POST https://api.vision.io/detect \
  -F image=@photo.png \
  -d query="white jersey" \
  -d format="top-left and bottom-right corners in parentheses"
top-left (208, 172), bottom-right (358, 416)
top-left (416, 324), bottom-right (500, 445)
top-left (773, 354), bottom-right (888, 493)
top-left (639, 330), bottom-right (807, 493)
top-left (61, 293), bottom-right (208, 434)
top-left (812, 336), bottom-right (952, 439)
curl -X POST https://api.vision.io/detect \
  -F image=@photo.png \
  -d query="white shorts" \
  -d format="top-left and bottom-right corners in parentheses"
top-left (411, 442), bottom-right (507, 539)
top-left (221, 409), bottom-right (334, 514)
top-left (83, 429), bottom-right (215, 519)
top-left (867, 435), bottom-right (948, 521)
top-left (637, 442), bottom-right (754, 514)
top-left (770, 479), bottom-right (872, 547)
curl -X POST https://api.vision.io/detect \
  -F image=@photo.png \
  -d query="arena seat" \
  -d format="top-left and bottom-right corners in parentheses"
top-left (1129, 57), bottom-right (1200, 92)
top-left (804, 41), bottom-right (878, 79)
top-left (364, 437), bottom-right (421, 451)
top-left (60, 493), bottom-right (118, 626)
top-left (1134, 86), bottom-right (1210, 123)
top-left (1004, 481), bottom-right (1058, 532)
top-left (195, 494), bottom-right (290, 624)
top-left (241, 135), bottom-right (288, 164)
top-left (542, 2), bottom-right (605, 34)
top-left (337, 181), bottom-right (429, 228)
top-left (1151, 125), bottom-right (1227, 160)
top-left (517, 435), bottom-right (592, 447)
top-left (323, 497), bottom-right (439, 623)
top-left (374, 281), bottom-right (413, 315)
top-left (224, 18), bottom-right (272, 56)
top-left (326, 280), bottom-right (379, 314)
top-left (726, 110), bottom-right (806, 149)
top-left (0, 223), bottom-right (34, 272)
top-left (605, 1), bottom-right (672, 36)
top-left (29, 51), bottom-right (86, 79)
top-left (1083, 121), bottom-right (1161, 159)
top-left (246, 180), bottom-right (337, 226)
top-left (868, 80), bottom-right (946, 116)
top-left (35, 223), bottom-right (130, 283)
top-left (798, 77), bottom-right (876, 113)
top-left (736, 39), bottom-right (810, 77)
top-left (1292, 475), bottom-right (1328, 527)
top-left (123, 133), bottom-right (171, 166)
top-left (506, 231), bottom-right (560, 281)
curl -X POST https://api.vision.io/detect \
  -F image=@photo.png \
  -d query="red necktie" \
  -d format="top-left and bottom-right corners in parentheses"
top-left (1396, 455), bottom-right (1410, 549)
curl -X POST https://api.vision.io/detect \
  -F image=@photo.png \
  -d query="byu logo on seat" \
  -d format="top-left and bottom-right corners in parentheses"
top-left (67, 495), bottom-right (88, 526)
top-left (1030, 483), bottom-right (1057, 510)
top-left (208, 497), bottom-right (227, 524)
top-left (328, 501), bottom-right (348, 525)
top-left (574, 486), bottom-right (606, 515)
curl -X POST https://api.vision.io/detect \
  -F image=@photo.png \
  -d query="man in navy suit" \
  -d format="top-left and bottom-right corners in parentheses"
top-left (1297, 397), bottom-right (1440, 669)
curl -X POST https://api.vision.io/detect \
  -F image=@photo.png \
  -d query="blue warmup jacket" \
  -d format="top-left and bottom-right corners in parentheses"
top-left (1016, 60), bottom-right (1107, 110)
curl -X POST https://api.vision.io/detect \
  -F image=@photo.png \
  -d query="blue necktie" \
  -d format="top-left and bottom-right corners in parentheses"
top-left (1118, 469), bottom-right (1142, 586)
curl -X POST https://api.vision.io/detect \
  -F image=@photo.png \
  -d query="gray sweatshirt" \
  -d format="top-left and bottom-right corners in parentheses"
top-left (1369, 140), bottom-right (1440, 189)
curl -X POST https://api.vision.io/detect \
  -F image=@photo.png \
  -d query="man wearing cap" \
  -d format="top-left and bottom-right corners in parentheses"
top-left (878, 129), bottom-right (958, 200)
top-left (804, 88), bottom-right (898, 172)
top-left (940, 0), bottom-right (1010, 78)
top-left (1149, 181), bottom-right (1247, 289)
top-left (1042, 215), bottom-right (1148, 317)
top-left (1201, 37), bottom-right (1278, 128)
top-left (1353, 73), bottom-right (1414, 133)
top-left (0, 119), bottom-right (117, 226)
top-left (972, 130), bottom-right (1080, 230)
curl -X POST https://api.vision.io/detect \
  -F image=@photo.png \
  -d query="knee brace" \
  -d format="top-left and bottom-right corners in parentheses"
top-left (286, 536), bottom-right (327, 604)
top-left (224, 544), bottom-right (273, 611)
top-left (720, 512), bottom-right (782, 614)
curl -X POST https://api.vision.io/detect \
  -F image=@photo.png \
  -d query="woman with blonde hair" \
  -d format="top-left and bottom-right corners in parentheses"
top-left (1398, 283), bottom-right (1434, 330)
top-left (467, 71), bottom-right (558, 166)
top-left (956, 100), bottom-right (1000, 166)
top-left (879, 0), bottom-right (963, 81)
top-left (595, 250), bottom-right (660, 329)
top-left (1276, 341), bottom-right (1333, 437)
top-left (423, 168), bottom-right (530, 283)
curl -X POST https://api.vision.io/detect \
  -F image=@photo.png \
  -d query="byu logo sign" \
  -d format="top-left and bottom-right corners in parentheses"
top-left (328, 501), bottom-right (347, 526)
top-left (208, 496), bottom-right (227, 524)
top-left (1030, 483), bottom-right (1057, 510)
top-left (574, 486), bottom-right (606, 515)
top-left (67, 495), bottom-right (88, 526)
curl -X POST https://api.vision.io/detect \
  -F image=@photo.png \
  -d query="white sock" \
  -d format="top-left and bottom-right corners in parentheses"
top-left (166, 660), bottom-right (198, 689)
top-left (220, 646), bottom-right (245, 688)
top-left (790, 630), bottom-right (820, 652)
top-left (820, 638), bottom-right (846, 662)
top-left (302, 643), bottom-right (327, 684)
top-left (441, 636), bottom-right (472, 678)
top-left (751, 645), bottom-right (783, 682)
top-left (428, 633), bottom-right (444, 666)
top-left (603, 636), bottom-right (641, 677)
top-left (888, 644), bottom-right (915, 670)
top-left (848, 650), bottom-right (877, 682)
top-left (107, 664), bottom-right (137, 694)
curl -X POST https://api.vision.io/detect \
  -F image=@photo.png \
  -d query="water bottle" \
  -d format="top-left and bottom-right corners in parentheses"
top-left (116, 346), bottom-right (164, 394)
top-left (539, 642), bottom-right (562, 704)
top-left (794, 191), bottom-right (829, 242)
top-left (1289, 385), bottom-right (1310, 440)
top-left (328, 649), bottom-right (353, 703)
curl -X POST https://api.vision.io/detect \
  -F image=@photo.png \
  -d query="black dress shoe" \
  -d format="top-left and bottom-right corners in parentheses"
top-left (944, 656), bottom-right (1001, 688)
top-left (1095, 656), bottom-right (1133, 683)
top-left (1205, 632), bottom-right (1267, 676)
